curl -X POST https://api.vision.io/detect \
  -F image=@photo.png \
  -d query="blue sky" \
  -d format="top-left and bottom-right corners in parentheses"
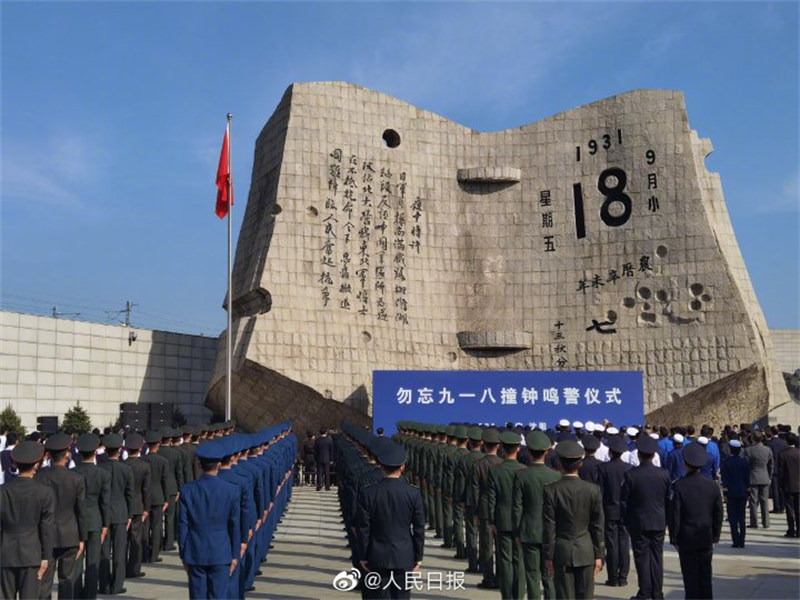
top-left (1, 0), bottom-right (798, 334)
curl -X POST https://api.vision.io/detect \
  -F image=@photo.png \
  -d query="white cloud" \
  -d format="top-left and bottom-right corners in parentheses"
top-left (2, 132), bottom-right (106, 211)
top-left (756, 172), bottom-right (800, 214)
top-left (345, 3), bottom-right (615, 127)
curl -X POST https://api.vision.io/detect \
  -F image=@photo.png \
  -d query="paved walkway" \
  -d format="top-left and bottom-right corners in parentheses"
top-left (104, 485), bottom-right (799, 599)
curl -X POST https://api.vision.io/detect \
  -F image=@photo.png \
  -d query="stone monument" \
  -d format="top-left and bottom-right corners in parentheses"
top-left (206, 82), bottom-right (790, 432)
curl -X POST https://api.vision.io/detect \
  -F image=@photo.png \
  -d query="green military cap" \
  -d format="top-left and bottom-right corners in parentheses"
top-left (482, 427), bottom-right (500, 443)
top-left (454, 425), bottom-right (469, 439)
top-left (467, 426), bottom-right (483, 441)
top-left (526, 430), bottom-right (551, 451)
top-left (145, 430), bottom-right (162, 444)
top-left (445, 425), bottom-right (456, 437)
top-left (437, 425), bottom-right (447, 435)
top-left (182, 425), bottom-right (194, 435)
top-left (125, 433), bottom-right (145, 451)
top-left (555, 440), bottom-right (585, 460)
top-left (500, 430), bottom-right (522, 445)
top-left (76, 433), bottom-right (100, 453)
top-left (160, 427), bottom-right (173, 439)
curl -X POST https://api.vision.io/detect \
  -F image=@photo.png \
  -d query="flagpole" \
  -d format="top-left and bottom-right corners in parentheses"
top-left (226, 113), bottom-right (233, 422)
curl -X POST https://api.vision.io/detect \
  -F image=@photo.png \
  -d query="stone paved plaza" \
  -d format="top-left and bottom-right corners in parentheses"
top-left (96, 485), bottom-right (799, 600)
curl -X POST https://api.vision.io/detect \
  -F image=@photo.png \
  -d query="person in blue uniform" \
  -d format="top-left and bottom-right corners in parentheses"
top-left (179, 440), bottom-right (241, 599)
top-left (597, 435), bottom-right (632, 587)
top-left (720, 439), bottom-right (750, 548)
top-left (665, 434), bottom-right (686, 482)
top-left (356, 440), bottom-right (425, 600)
top-left (669, 442), bottom-right (724, 600)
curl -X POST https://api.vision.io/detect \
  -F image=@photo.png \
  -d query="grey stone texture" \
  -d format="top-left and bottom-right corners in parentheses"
top-left (0, 310), bottom-right (216, 430)
top-left (207, 82), bottom-right (789, 431)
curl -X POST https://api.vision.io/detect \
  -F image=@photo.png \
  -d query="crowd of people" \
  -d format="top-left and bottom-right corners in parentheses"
top-left (376, 419), bottom-right (799, 600)
top-left (0, 421), bottom-right (298, 600)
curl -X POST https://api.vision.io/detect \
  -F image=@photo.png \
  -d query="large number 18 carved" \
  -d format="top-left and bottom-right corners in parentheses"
top-left (573, 167), bottom-right (632, 239)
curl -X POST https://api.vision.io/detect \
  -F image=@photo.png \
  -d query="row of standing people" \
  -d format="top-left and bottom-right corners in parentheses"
top-left (394, 420), bottom-right (753, 600)
top-left (0, 420), bottom-right (298, 600)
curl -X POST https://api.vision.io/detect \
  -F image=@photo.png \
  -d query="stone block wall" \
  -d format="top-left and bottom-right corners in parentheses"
top-left (0, 310), bottom-right (217, 431)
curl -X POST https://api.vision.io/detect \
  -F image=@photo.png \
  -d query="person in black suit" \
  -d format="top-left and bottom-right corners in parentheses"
top-left (356, 440), bottom-right (425, 600)
top-left (141, 431), bottom-right (170, 564)
top-left (97, 434), bottom-right (133, 596)
top-left (778, 433), bottom-right (800, 537)
top-left (0, 441), bottom-right (56, 600)
top-left (35, 433), bottom-right (87, 600)
top-left (720, 439), bottom-right (750, 547)
top-left (765, 427), bottom-right (788, 514)
top-left (578, 435), bottom-right (602, 485)
top-left (669, 442), bottom-right (723, 599)
top-left (158, 429), bottom-right (184, 551)
top-left (315, 427), bottom-right (334, 491)
top-left (123, 433), bottom-right (151, 579)
top-left (303, 431), bottom-right (316, 486)
top-left (598, 436), bottom-right (633, 587)
top-left (621, 436), bottom-right (671, 600)
top-left (73, 434), bottom-right (111, 600)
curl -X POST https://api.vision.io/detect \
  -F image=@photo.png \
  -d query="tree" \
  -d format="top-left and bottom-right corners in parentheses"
top-left (0, 404), bottom-right (26, 439)
top-left (61, 401), bottom-right (93, 435)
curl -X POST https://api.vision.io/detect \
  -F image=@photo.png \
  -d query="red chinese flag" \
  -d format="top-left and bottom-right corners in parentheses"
top-left (215, 128), bottom-right (233, 219)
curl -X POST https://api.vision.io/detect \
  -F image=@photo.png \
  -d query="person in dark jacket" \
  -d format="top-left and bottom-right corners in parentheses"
top-left (123, 433), bottom-right (151, 578)
top-left (669, 442), bottom-right (723, 599)
top-left (315, 427), bottom-right (334, 491)
top-left (598, 436), bottom-right (633, 587)
top-left (1, 441), bottom-right (56, 600)
top-left (620, 436), bottom-right (671, 600)
top-left (73, 434), bottom-right (111, 600)
top-left (141, 431), bottom-right (170, 564)
top-left (356, 441), bottom-right (425, 600)
top-left (765, 427), bottom-right (787, 514)
top-left (778, 433), bottom-right (800, 537)
top-left (577, 435), bottom-right (602, 485)
top-left (744, 432), bottom-right (773, 529)
top-left (97, 434), bottom-right (133, 596)
top-left (665, 434), bottom-right (686, 482)
top-left (35, 433), bottom-right (87, 600)
top-left (720, 439), bottom-right (750, 547)
top-left (303, 431), bottom-right (316, 486)
top-left (158, 429), bottom-right (184, 551)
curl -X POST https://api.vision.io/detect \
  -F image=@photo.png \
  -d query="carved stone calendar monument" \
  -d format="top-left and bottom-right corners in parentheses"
top-left (206, 82), bottom-right (790, 433)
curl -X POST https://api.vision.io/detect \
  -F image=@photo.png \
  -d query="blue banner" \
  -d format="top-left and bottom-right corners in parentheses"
top-left (372, 370), bottom-right (644, 435)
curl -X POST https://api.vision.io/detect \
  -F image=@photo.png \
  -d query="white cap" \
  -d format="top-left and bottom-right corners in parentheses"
top-left (607, 427), bottom-right (619, 435)
top-left (673, 433), bottom-right (685, 443)
top-left (593, 424), bottom-right (606, 433)
top-left (573, 421), bottom-right (584, 429)
top-left (584, 422), bottom-right (595, 433)
top-left (649, 433), bottom-right (659, 440)
top-left (558, 419), bottom-right (570, 428)
top-left (627, 427), bottom-right (639, 437)
top-left (697, 436), bottom-right (709, 445)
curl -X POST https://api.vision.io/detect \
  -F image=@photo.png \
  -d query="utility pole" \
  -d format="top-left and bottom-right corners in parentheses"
top-left (124, 301), bottom-right (137, 327)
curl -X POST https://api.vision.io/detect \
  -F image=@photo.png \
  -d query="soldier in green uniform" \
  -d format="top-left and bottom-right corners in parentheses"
top-left (543, 440), bottom-right (604, 600)
top-left (513, 431), bottom-right (561, 600)
top-left (488, 430), bottom-right (527, 600)
top-left (474, 427), bottom-right (502, 589)
top-left (421, 425), bottom-right (435, 529)
top-left (460, 426), bottom-right (484, 574)
top-left (450, 426), bottom-right (471, 560)
top-left (432, 426), bottom-right (447, 539)
top-left (441, 425), bottom-right (459, 549)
